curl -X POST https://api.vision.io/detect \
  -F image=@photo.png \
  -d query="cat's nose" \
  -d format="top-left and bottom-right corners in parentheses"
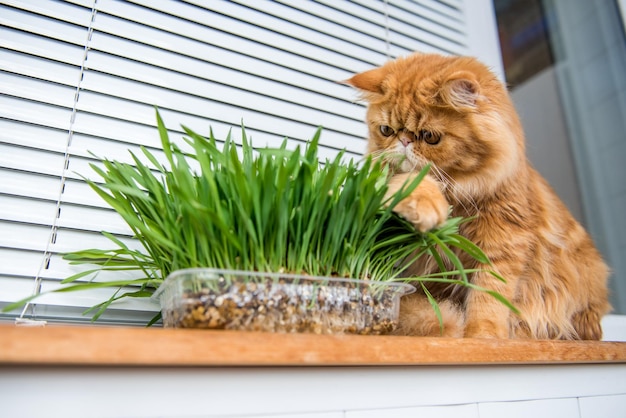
top-left (399, 133), bottom-right (414, 147)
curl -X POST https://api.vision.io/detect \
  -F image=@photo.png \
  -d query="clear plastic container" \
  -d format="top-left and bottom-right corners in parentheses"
top-left (153, 268), bottom-right (415, 335)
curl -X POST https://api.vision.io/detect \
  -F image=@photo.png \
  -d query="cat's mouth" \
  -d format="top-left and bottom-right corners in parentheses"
top-left (398, 157), bottom-right (416, 173)
top-left (371, 145), bottom-right (427, 174)
top-left (394, 144), bottom-right (427, 173)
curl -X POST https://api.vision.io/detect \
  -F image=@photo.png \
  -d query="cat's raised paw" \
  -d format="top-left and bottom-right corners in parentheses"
top-left (386, 174), bottom-right (449, 233)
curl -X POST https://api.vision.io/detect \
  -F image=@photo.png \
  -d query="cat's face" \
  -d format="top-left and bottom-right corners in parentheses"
top-left (347, 53), bottom-right (524, 197)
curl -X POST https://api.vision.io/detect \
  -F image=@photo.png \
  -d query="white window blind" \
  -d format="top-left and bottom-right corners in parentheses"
top-left (0, 0), bottom-right (497, 325)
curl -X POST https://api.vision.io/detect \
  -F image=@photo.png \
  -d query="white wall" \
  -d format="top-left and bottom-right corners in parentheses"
top-left (2, 364), bottom-right (626, 417)
top-left (546, 0), bottom-right (626, 314)
top-left (463, 0), bottom-right (505, 81)
top-left (511, 67), bottom-right (585, 224)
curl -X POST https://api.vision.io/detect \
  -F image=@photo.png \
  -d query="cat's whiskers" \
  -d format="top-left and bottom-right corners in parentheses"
top-left (429, 164), bottom-right (479, 217)
top-left (376, 147), bottom-right (480, 217)
top-left (404, 150), bottom-right (428, 173)
top-left (431, 170), bottom-right (462, 214)
top-left (408, 153), bottom-right (476, 216)
top-left (368, 149), bottom-right (404, 169)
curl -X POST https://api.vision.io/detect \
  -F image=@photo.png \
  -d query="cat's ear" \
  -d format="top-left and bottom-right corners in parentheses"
top-left (345, 67), bottom-right (386, 94)
top-left (435, 71), bottom-right (481, 111)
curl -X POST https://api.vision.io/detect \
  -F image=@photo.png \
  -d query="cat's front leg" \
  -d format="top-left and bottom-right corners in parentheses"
top-left (386, 173), bottom-right (449, 232)
top-left (464, 268), bottom-right (518, 339)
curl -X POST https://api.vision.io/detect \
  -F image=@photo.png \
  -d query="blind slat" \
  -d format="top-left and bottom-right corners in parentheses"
top-left (184, 0), bottom-right (387, 65)
top-left (0, 169), bottom-right (62, 201)
top-left (1, 50), bottom-right (80, 87)
top-left (90, 18), bottom-right (355, 85)
top-left (73, 92), bottom-right (365, 155)
top-left (0, 95), bottom-right (72, 130)
top-left (0, 4), bottom-right (90, 46)
top-left (55, 205), bottom-right (130, 235)
top-left (0, 143), bottom-right (66, 177)
top-left (0, 119), bottom-right (69, 153)
top-left (0, 248), bottom-right (44, 279)
top-left (0, 195), bottom-right (58, 226)
top-left (2, 0), bottom-right (93, 23)
top-left (234, 0), bottom-right (412, 58)
top-left (350, 0), bottom-right (466, 44)
top-left (0, 26), bottom-right (85, 66)
top-left (79, 67), bottom-right (364, 140)
top-left (386, 0), bottom-right (464, 26)
top-left (313, 0), bottom-right (466, 55)
top-left (96, 0), bottom-right (371, 75)
top-left (1, 72), bottom-right (77, 108)
top-left (83, 45), bottom-right (364, 120)
top-left (0, 222), bottom-right (51, 252)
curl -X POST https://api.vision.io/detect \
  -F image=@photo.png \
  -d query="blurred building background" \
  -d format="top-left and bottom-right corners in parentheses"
top-left (495, 0), bottom-right (626, 314)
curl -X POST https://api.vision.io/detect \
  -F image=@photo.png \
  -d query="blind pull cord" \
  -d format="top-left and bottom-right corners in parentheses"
top-left (383, 0), bottom-right (392, 61)
top-left (16, 1), bottom-right (99, 326)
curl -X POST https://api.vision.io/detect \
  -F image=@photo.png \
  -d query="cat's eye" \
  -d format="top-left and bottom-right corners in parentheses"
top-left (379, 125), bottom-right (394, 136)
top-left (420, 130), bottom-right (440, 145)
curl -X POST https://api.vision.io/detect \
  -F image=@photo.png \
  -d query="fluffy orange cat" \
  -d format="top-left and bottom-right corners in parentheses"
top-left (347, 53), bottom-right (610, 340)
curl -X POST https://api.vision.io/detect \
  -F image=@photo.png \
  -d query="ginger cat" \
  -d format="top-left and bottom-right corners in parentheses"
top-left (347, 53), bottom-right (610, 340)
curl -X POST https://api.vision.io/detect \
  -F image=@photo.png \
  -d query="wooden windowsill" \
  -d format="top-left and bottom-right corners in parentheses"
top-left (1, 324), bottom-right (626, 367)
